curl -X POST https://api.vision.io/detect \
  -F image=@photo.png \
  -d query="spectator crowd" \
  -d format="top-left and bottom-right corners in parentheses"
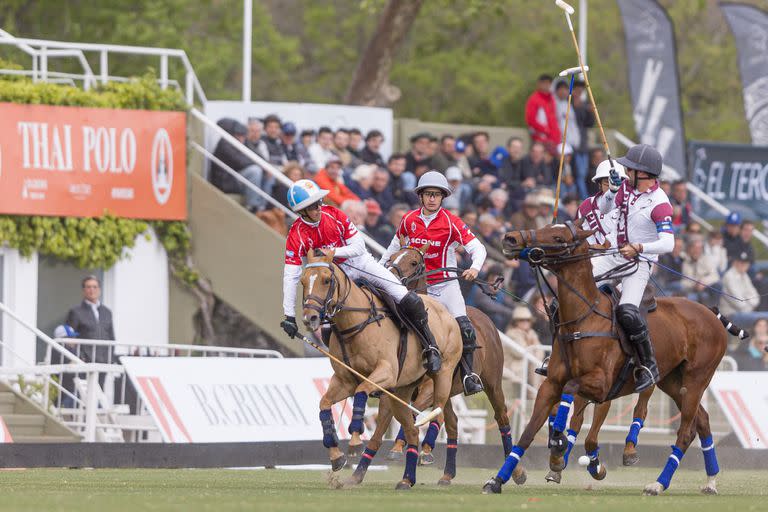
top-left (208, 74), bottom-right (768, 374)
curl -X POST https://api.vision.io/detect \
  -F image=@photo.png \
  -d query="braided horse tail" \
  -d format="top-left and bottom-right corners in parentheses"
top-left (710, 307), bottom-right (750, 340)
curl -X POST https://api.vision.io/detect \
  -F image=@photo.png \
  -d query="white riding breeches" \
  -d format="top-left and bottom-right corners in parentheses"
top-left (340, 253), bottom-right (409, 303)
top-left (427, 280), bottom-right (467, 318)
top-left (591, 254), bottom-right (651, 307)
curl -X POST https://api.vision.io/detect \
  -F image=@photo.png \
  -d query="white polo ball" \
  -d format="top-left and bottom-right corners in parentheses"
top-left (578, 455), bottom-right (590, 467)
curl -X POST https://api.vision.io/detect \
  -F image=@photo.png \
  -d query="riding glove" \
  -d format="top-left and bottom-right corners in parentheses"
top-left (608, 166), bottom-right (622, 192)
top-left (281, 316), bottom-right (299, 338)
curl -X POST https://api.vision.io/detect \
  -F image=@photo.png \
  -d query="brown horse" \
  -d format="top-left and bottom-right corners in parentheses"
top-left (345, 243), bottom-right (523, 486)
top-left (483, 221), bottom-right (739, 495)
top-left (300, 250), bottom-right (462, 490)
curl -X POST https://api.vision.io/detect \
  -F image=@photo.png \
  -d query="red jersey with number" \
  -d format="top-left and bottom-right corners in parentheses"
top-left (284, 205), bottom-right (357, 265)
top-left (397, 208), bottom-right (476, 284)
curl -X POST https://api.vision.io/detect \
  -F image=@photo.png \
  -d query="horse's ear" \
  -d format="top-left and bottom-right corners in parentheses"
top-left (575, 217), bottom-right (587, 229)
top-left (399, 234), bottom-right (408, 247)
top-left (577, 228), bottom-right (597, 240)
top-left (418, 242), bottom-right (431, 254)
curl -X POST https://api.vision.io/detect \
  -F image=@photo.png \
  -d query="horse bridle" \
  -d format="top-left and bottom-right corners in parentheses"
top-left (513, 220), bottom-right (585, 265)
top-left (302, 262), bottom-right (347, 320)
top-left (385, 246), bottom-right (426, 287)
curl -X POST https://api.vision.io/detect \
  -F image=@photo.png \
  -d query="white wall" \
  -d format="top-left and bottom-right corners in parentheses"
top-left (103, 228), bottom-right (169, 346)
top-left (0, 248), bottom-right (38, 366)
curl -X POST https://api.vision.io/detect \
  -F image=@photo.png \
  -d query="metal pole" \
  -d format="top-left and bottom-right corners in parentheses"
top-left (100, 50), bottom-right (108, 85)
top-left (579, 0), bottom-right (588, 67)
top-left (242, 0), bottom-right (252, 102)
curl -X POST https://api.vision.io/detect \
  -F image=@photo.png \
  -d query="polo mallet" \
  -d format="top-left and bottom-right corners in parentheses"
top-left (296, 332), bottom-right (442, 427)
top-left (555, 0), bottom-right (619, 176)
top-left (552, 65), bottom-right (588, 222)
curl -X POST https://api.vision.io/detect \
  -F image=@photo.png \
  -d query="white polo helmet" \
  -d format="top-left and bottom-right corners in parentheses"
top-left (592, 159), bottom-right (627, 183)
top-left (287, 179), bottom-right (329, 211)
top-left (414, 170), bottom-right (453, 197)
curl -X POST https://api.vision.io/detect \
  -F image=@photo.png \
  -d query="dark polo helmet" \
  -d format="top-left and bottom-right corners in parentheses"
top-left (616, 144), bottom-right (663, 177)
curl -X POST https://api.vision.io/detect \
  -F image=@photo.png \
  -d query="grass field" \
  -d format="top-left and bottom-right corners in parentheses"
top-left (0, 465), bottom-right (765, 512)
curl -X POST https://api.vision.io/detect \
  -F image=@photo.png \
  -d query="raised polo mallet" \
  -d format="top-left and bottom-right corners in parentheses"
top-left (552, 65), bottom-right (588, 222)
top-left (555, 0), bottom-right (619, 176)
top-left (296, 332), bottom-right (442, 427)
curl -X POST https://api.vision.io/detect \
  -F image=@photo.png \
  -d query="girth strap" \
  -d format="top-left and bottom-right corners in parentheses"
top-left (604, 356), bottom-right (635, 402)
top-left (559, 331), bottom-right (616, 343)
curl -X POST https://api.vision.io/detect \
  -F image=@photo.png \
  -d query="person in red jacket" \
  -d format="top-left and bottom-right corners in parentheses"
top-left (525, 74), bottom-right (561, 154)
top-left (314, 154), bottom-right (360, 207)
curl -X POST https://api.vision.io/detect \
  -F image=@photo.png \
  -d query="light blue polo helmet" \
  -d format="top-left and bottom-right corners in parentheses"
top-left (287, 179), bottom-right (330, 211)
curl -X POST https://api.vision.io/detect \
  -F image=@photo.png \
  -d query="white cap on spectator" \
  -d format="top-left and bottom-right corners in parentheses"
top-left (445, 166), bottom-right (463, 181)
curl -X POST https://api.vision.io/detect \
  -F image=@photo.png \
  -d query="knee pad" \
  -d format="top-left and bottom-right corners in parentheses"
top-left (456, 316), bottom-right (476, 348)
top-left (616, 304), bottom-right (643, 331)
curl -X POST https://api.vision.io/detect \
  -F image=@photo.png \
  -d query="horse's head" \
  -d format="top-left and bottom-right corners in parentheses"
top-left (502, 219), bottom-right (597, 265)
top-left (386, 235), bottom-right (429, 288)
top-left (301, 249), bottom-right (337, 330)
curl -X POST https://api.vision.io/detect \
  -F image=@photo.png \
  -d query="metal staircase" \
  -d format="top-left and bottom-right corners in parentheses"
top-left (0, 382), bottom-right (80, 443)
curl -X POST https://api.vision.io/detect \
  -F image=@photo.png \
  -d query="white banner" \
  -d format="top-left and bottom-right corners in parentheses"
top-left (708, 371), bottom-right (768, 449)
top-left (204, 101), bottom-right (394, 160)
top-left (121, 357), bottom-right (357, 443)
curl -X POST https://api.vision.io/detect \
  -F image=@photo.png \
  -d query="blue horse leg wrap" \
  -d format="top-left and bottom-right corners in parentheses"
top-left (395, 426), bottom-right (406, 443)
top-left (553, 394), bottom-right (574, 433)
top-left (657, 446), bottom-right (685, 490)
top-left (355, 447), bottom-right (378, 473)
top-left (496, 445), bottom-right (525, 483)
top-left (422, 421), bottom-right (440, 450)
top-left (564, 429), bottom-right (578, 466)
top-left (445, 438), bottom-right (458, 478)
top-left (625, 417), bottom-right (644, 446)
top-left (319, 409), bottom-right (339, 448)
top-left (403, 444), bottom-right (419, 484)
top-left (700, 435), bottom-right (719, 476)
top-left (499, 426), bottom-right (513, 456)
top-left (348, 391), bottom-right (368, 435)
top-left (586, 446), bottom-right (601, 477)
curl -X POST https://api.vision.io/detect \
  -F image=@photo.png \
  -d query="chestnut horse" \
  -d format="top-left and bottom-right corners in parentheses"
top-left (300, 250), bottom-right (462, 490)
top-left (483, 221), bottom-right (741, 496)
top-left (345, 243), bottom-right (522, 487)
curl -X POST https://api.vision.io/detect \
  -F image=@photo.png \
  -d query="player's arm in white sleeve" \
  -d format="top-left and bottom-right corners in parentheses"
top-left (464, 238), bottom-right (487, 272)
top-left (596, 190), bottom-right (617, 214)
top-left (378, 234), bottom-right (401, 265)
top-left (333, 231), bottom-right (368, 259)
top-left (640, 232), bottom-right (675, 255)
top-left (282, 264), bottom-right (302, 317)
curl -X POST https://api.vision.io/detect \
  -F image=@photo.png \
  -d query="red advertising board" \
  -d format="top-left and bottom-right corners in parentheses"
top-left (0, 102), bottom-right (186, 220)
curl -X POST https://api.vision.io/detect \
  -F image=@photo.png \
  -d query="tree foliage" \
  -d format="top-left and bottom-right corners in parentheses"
top-left (1, 0), bottom-right (762, 143)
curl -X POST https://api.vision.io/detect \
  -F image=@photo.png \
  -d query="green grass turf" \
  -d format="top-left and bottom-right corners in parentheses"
top-left (0, 465), bottom-right (764, 512)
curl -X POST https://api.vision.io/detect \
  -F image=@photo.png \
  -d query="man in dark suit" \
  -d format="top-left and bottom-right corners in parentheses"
top-left (66, 275), bottom-right (115, 363)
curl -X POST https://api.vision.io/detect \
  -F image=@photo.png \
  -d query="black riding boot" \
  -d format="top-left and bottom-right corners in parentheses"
top-left (399, 291), bottom-right (442, 373)
top-left (534, 299), bottom-right (559, 377)
top-left (616, 304), bottom-right (659, 392)
top-left (456, 316), bottom-right (484, 395)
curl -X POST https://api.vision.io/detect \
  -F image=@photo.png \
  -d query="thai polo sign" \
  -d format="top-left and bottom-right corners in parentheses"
top-left (0, 103), bottom-right (186, 220)
top-left (689, 140), bottom-right (768, 221)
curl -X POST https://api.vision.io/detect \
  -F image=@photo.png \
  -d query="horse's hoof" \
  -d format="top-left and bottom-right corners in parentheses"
top-left (330, 454), bottom-right (347, 472)
top-left (701, 477), bottom-right (718, 495)
top-left (623, 452), bottom-right (639, 466)
top-left (343, 469), bottom-right (365, 487)
top-left (437, 476), bottom-right (452, 486)
top-left (643, 482), bottom-right (664, 496)
top-left (545, 470), bottom-right (561, 484)
top-left (395, 479), bottom-right (413, 490)
top-left (418, 451), bottom-right (435, 466)
top-left (549, 455), bottom-right (566, 472)
top-left (588, 461), bottom-right (607, 481)
top-left (347, 443), bottom-right (363, 459)
top-left (387, 450), bottom-right (403, 462)
top-left (482, 476), bottom-right (503, 494)
top-left (512, 466), bottom-right (527, 486)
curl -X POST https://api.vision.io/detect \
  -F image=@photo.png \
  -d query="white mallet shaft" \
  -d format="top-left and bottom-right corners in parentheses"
top-left (559, 65), bottom-right (589, 77)
top-left (555, 0), bottom-right (575, 15)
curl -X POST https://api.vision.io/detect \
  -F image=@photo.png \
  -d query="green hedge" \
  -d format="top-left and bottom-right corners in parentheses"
top-left (0, 73), bottom-right (195, 284)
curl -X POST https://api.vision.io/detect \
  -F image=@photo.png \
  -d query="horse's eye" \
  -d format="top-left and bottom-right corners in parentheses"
top-left (323, 278), bottom-right (330, 284)
top-left (411, 261), bottom-right (417, 267)
top-left (554, 236), bottom-right (565, 243)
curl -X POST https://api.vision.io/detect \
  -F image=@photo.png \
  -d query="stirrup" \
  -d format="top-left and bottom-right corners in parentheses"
top-left (422, 346), bottom-right (442, 373)
top-left (633, 365), bottom-right (656, 392)
top-left (534, 356), bottom-right (550, 377)
top-left (462, 373), bottom-right (484, 395)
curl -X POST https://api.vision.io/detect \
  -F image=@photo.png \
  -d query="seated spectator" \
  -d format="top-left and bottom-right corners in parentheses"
top-left (468, 131), bottom-right (497, 177)
top-left (363, 200), bottom-right (391, 246)
top-left (360, 129), bottom-right (386, 168)
top-left (261, 114), bottom-right (286, 166)
top-left (272, 162), bottom-right (305, 209)
top-left (280, 122), bottom-right (299, 163)
top-left (488, 188), bottom-right (509, 218)
top-left (443, 166), bottom-right (471, 212)
top-left (537, 189), bottom-right (556, 225)
top-left (730, 319), bottom-right (767, 371)
top-left (405, 132), bottom-right (434, 174)
top-left (475, 214), bottom-right (506, 263)
top-left (705, 230), bottom-right (728, 276)
top-left (432, 134), bottom-right (459, 172)
top-left (297, 129), bottom-right (315, 166)
top-left (386, 153), bottom-right (418, 207)
top-left (468, 264), bottom-right (514, 330)
top-left (454, 137), bottom-right (472, 178)
top-left (586, 147), bottom-right (606, 196)
top-left (499, 137), bottom-right (525, 190)
top-left (670, 181), bottom-right (691, 229)
top-left (314, 155), bottom-right (359, 207)
top-left (680, 235), bottom-right (719, 304)
top-left (719, 251), bottom-right (760, 315)
top-left (504, 306), bottom-right (543, 391)
top-left (722, 212), bottom-right (743, 263)
top-left (209, 119), bottom-right (273, 212)
top-left (370, 167), bottom-right (394, 214)
top-left (520, 141), bottom-right (552, 186)
top-left (348, 128), bottom-right (363, 159)
top-left (509, 193), bottom-right (544, 231)
top-left (347, 164), bottom-right (377, 201)
top-left (462, 208), bottom-right (478, 232)
top-left (472, 174), bottom-right (498, 210)
top-left (525, 73), bottom-right (560, 154)
top-left (738, 220), bottom-right (757, 270)
top-left (246, 117), bottom-right (269, 160)
top-left (333, 128), bottom-right (356, 170)
top-left (657, 238), bottom-right (685, 293)
top-left (559, 194), bottom-right (580, 222)
top-left (387, 203), bottom-right (410, 237)
top-left (307, 126), bottom-right (335, 174)
top-left (341, 199), bottom-right (367, 231)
